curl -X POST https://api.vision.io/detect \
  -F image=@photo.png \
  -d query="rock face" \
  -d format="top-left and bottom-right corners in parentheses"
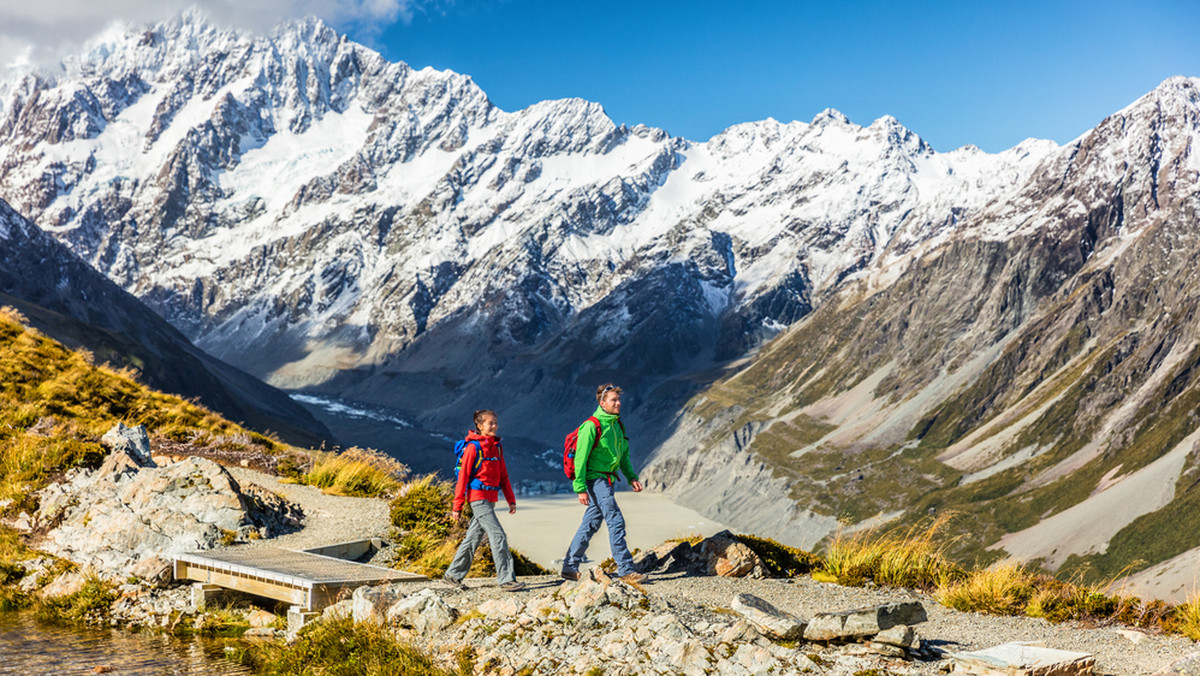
top-left (32, 436), bottom-right (303, 576)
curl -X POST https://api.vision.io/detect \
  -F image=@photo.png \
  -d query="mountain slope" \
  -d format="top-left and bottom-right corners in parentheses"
top-left (641, 77), bottom-right (1200, 592)
top-left (0, 197), bottom-right (330, 446)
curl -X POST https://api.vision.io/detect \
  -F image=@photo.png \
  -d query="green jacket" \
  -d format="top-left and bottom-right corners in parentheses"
top-left (573, 407), bottom-right (638, 493)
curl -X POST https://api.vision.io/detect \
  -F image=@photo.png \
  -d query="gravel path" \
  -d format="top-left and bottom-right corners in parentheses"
top-left (227, 468), bottom-right (392, 550)
top-left (233, 468), bottom-right (1199, 674)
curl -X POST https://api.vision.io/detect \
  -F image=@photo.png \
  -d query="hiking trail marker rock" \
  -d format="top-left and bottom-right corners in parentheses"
top-left (951, 642), bottom-right (1095, 676)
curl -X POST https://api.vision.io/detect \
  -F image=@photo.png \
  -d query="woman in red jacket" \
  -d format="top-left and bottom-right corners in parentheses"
top-left (443, 409), bottom-right (525, 591)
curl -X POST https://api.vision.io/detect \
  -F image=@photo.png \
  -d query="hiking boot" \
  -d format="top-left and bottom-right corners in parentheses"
top-left (500, 580), bottom-right (526, 592)
top-left (560, 570), bottom-right (580, 581)
top-left (442, 573), bottom-right (466, 589)
top-left (620, 572), bottom-right (648, 584)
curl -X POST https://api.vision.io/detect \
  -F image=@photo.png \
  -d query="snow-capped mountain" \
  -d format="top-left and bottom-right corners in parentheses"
top-left (0, 12), bottom-right (1056, 463)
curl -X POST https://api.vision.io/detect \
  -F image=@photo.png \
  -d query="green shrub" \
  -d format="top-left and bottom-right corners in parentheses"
top-left (735, 534), bottom-right (821, 577)
top-left (237, 613), bottom-right (452, 675)
top-left (390, 475), bottom-right (455, 536)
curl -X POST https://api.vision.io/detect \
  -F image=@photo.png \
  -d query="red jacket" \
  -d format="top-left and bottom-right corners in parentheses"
top-left (452, 431), bottom-right (516, 512)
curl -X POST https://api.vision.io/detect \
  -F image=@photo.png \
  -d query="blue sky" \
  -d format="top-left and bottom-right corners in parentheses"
top-left (349, 0), bottom-right (1200, 152)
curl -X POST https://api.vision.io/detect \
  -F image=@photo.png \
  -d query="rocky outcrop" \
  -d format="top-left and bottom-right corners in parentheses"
top-left (634, 530), bottom-right (769, 578)
top-left (28, 425), bottom-right (302, 577)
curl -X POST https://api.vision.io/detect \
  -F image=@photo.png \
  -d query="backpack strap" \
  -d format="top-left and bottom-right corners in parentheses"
top-left (589, 416), bottom-right (622, 485)
top-left (466, 439), bottom-right (501, 492)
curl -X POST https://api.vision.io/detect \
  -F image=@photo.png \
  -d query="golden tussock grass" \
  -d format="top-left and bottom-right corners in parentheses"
top-left (937, 561), bottom-right (1038, 615)
top-left (821, 513), bottom-right (965, 590)
top-left (0, 308), bottom-right (280, 507)
top-left (304, 447), bottom-right (409, 498)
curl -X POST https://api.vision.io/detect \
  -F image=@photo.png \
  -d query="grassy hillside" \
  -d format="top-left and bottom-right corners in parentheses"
top-left (0, 306), bottom-right (290, 511)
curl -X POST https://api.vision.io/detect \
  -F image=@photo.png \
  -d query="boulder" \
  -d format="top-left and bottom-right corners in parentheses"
top-left (321, 599), bottom-right (353, 621)
top-left (40, 570), bottom-right (88, 599)
top-left (353, 583), bottom-right (407, 625)
top-left (721, 619), bottom-right (763, 644)
top-left (874, 624), bottom-right (919, 650)
top-left (633, 540), bottom-right (697, 575)
top-left (803, 601), bottom-right (927, 641)
top-left (246, 609), bottom-right (276, 628)
top-left (730, 593), bottom-right (805, 640)
top-left (478, 596), bottom-right (524, 620)
top-left (100, 423), bottom-right (154, 467)
top-left (951, 642), bottom-right (1095, 676)
top-left (387, 588), bottom-right (457, 633)
top-left (32, 453), bottom-right (302, 576)
top-left (129, 556), bottom-right (172, 588)
top-left (732, 643), bottom-right (781, 674)
top-left (701, 532), bottom-right (767, 578)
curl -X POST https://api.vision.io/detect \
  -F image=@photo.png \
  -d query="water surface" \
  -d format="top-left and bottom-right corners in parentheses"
top-left (0, 612), bottom-right (251, 675)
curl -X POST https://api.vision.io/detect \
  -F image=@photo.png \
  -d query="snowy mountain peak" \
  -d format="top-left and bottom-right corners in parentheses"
top-left (811, 107), bottom-right (851, 126)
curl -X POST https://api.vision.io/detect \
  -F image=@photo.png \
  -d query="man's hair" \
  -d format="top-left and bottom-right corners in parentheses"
top-left (473, 409), bottom-right (497, 430)
top-left (595, 383), bottom-right (622, 403)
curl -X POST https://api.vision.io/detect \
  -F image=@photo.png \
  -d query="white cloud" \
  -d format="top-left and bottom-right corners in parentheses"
top-left (0, 1), bottom-right (433, 73)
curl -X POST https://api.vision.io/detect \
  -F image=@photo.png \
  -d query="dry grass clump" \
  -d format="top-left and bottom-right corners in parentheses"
top-left (234, 612), bottom-right (452, 676)
top-left (821, 514), bottom-right (965, 590)
top-left (937, 562), bottom-right (1038, 615)
top-left (1168, 591), bottom-right (1200, 640)
top-left (304, 447), bottom-right (409, 498)
top-left (35, 573), bottom-right (116, 624)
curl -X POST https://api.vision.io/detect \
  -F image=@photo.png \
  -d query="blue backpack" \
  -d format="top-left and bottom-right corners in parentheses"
top-left (453, 439), bottom-right (499, 491)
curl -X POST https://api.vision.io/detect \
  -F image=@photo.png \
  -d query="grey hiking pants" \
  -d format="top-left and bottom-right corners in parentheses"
top-left (446, 500), bottom-right (515, 584)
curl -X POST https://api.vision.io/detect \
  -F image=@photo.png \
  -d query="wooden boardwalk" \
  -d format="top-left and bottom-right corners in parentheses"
top-left (175, 545), bottom-right (426, 613)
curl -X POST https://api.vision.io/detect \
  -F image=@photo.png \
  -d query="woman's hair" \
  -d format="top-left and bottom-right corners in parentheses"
top-left (473, 409), bottom-right (497, 430)
top-left (595, 383), bottom-right (622, 403)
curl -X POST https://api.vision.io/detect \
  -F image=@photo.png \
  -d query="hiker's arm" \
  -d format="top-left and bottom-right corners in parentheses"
top-left (618, 436), bottom-right (638, 485)
top-left (500, 456), bottom-right (516, 508)
top-left (573, 421), bottom-right (595, 495)
top-left (451, 444), bottom-right (476, 514)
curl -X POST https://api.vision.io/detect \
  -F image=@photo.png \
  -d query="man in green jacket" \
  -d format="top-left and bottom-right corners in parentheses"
top-left (561, 383), bottom-right (648, 583)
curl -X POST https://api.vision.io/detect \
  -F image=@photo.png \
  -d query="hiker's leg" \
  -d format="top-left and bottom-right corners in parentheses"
top-left (593, 480), bottom-right (635, 576)
top-left (472, 501), bottom-right (514, 584)
top-left (563, 480), bottom-right (604, 572)
top-left (445, 508), bottom-right (485, 580)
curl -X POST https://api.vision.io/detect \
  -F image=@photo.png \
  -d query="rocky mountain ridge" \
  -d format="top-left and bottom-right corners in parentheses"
top-left (0, 11), bottom-right (1056, 475)
top-left (642, 76), bottom-right (1200, 599)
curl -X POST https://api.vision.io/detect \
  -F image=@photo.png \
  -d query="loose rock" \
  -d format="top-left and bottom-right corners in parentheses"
top-left (803, 601), bottom-right (927, 641)
top-left (731, 592), bottom-right (805, 640)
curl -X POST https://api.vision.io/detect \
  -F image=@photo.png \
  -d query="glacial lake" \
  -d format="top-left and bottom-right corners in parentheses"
top-left (0, 612), bottom-right (250, 675)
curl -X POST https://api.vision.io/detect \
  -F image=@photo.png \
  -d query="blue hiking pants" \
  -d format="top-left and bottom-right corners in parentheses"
top-left (562, 477), bottom-right (636, 576)
top-left (446, 500), bottom-right (515, 584)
